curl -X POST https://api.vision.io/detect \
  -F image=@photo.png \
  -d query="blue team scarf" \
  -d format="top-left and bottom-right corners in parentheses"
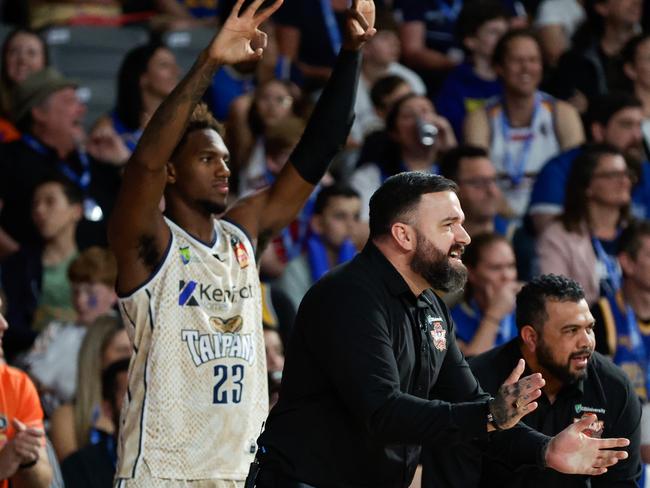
top-left (306, 234), bottom-right (357, 282)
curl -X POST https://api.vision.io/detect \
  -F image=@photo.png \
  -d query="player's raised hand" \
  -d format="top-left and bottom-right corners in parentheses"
top-left (342, 0), bottom-right (377, 51)
top-left (208, 0), bottom-right (283, 65)
top-left (545, 414), bottom-right (630, 475)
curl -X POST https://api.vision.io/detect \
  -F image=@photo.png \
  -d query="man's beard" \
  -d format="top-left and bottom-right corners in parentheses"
top-left (410, 230), bottom-right (467, 293)
top-left (536, 336), bottom-right (591, 385)
top-left (197, 199), bottom-right (227, 216)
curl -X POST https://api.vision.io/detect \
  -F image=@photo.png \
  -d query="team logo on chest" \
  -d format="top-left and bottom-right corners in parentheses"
top-left (429, 318), bottom-right (447, 351)
top-left (231, 236), bottom-right (249, 268)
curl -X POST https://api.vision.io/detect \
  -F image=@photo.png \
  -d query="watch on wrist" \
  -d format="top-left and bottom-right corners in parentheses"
top-left (487, 398), bottom-right (502, 430)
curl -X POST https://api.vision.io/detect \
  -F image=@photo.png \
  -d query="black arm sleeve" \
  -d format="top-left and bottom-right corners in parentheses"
top-left (288, 48), bottom-right (361, 185)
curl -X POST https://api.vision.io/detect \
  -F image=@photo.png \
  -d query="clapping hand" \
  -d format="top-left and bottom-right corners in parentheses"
top-left (489, 359), bottom-right (544, 430)
top-left (546, 414), bottom-right (629, 475)
top-left (208, 0), bottom-right (283, 65)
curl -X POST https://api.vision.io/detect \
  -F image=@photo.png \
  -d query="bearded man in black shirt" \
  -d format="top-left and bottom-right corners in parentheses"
top-left (254, 172), bottom-right (631, 488)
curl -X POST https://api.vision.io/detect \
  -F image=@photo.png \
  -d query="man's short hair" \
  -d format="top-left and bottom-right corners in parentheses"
top-left (586, 92), bottom-right (642, 129)
top-left (516, 274), bottom-right (585, 332)
top-left (438, 145), bottom-right (489, 182)
top-left (619, 220), bottom-right (650, 260)
top-left (313, 184), bottom-right (360, 215)
top-left (369, 172), bottom-right (458, 239)
top-left (492, 29), bottom-right (541, 67)
top-left (170, 103), bottom-right (223, 162)
top-left (101, 358), bottom-right (129, 402)
top-left (68, 247), bottom-right (118, 287)
top-left (370, 75), bottom-right (408, 111)
top-left (462, 232), bottom-right (510, 269)
top-left (34, 174), bottom-right (83, 205)
top-left (456, 0), bottom-right (509, 42)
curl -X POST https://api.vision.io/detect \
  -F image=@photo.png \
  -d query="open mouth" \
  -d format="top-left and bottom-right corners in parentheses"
top-left (448, 246), bottom-right (465, 262)
top-left (570, 352), bottom-right (591, 368)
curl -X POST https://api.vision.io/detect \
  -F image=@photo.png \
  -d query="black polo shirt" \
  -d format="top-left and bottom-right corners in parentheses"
top-left (0, 136), bottom-right (121, 249)
top-left (258, 243), bottom-right (549, 488)
top-left (424, 339), bottom-right (642, 488)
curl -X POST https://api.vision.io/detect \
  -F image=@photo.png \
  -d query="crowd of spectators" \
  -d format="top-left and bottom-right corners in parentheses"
top-left (0, 0), bottom-right (650, 486)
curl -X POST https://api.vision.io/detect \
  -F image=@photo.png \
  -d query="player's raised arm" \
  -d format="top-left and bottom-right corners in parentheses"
top-left (108, 0), bottom-right (282, 291)
top-left (226, 0), bottom-right (376, 240)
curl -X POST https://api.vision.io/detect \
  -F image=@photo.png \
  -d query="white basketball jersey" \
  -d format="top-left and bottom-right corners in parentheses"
top-left (115, 218), bottom-right (268, 481)
top-left (488, 91), bottom-right (561, 217)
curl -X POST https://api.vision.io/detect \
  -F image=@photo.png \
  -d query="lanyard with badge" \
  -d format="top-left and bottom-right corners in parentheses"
top-left (319, 0), bottom-right (342, 56)
top-left (500, 93), bottom-right (541, 188)
top-left (592, 236), bottom-right (622, 297)
top-left (22, 134), bottom-right (103, 222)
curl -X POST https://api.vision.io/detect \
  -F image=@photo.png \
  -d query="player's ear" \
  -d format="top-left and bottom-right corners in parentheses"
top-left (166, 161), bottom-right (177, 184)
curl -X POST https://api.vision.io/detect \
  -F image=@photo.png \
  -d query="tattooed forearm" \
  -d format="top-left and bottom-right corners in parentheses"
top-left (130, 51), bottom-right (220, 170)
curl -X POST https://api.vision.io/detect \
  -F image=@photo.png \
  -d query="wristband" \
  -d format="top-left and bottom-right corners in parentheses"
top-left (487, 398), bottom-right (502, 431)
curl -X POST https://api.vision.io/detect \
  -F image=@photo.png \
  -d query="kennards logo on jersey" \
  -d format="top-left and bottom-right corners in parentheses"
top-left (178, 280), bottom-right (254, 311)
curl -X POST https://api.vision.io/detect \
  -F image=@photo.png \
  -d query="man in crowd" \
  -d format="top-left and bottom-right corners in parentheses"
top-left (274, 184), bottom-right (361, 310)
top-left (0, 68), bottom-right (126, 256)
top-left (108, 0), bottom-right (376, 485)
top-left (438, 144), bottom-right (512, 238)
top-left (255, 172), bottom-right (630, 487)
top-left (426, 274), bottom-right (641, 487)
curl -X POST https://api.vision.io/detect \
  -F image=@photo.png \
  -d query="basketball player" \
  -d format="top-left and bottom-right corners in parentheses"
top-left (107, 0), bottom-right (376, 486)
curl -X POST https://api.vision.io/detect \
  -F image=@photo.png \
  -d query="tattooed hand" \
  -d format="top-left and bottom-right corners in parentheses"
top-left (489, 358), bottom-right (545, 430)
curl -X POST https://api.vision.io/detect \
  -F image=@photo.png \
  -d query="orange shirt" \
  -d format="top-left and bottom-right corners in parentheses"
top-left (0, 119), bottom-right (19, 143)
top-left (0, 363), bottom-right (44, 487)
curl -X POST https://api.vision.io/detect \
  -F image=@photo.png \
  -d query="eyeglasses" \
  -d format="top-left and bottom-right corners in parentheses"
top-left (458, 176), bottom-right (499, 189)
top-left (591, 169), bottom-right (637, 184)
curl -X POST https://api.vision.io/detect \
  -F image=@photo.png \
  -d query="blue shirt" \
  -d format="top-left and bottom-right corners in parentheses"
top-left (434, 63), bottom-right (502, 140)
top-left (450, 300), bottom-right (517, 350)
top-left (528, 146), bottom-right (650, 220)
top-left (397, 0), bottom-right (463, 55)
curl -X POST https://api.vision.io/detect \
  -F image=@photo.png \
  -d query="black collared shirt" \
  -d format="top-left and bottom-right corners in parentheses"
top-left (258, 244), bottom-right (549, 488)
top-left (424, 339), bottom-right (642, 488)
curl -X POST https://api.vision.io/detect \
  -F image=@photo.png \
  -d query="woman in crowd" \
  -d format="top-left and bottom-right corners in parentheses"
top-left (49, 315), bottom-right (132, 461)
top-left (0, 28), bottom-right (48, 141)
top-left (537, 143), bottom-right (634, 306)
top-left (89, 42), bottom-right (180, 160)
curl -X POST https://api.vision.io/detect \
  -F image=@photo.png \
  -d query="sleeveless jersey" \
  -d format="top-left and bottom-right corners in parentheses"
top-left (115, 218), bottom-right (268, 481)
top-left (487, 91), bottom-right (561, 218)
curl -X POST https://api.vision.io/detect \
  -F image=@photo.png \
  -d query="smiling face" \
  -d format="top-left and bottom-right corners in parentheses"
top-left (496, 36), bottom-right (543, 97)
top-left (409, 191), bottom-right (471, 292)
top-left (167, 128), bottom-right (231, 215)
top-left (5, 31), bottom-right (46, 85)
top-left (534, 299), bottom-right (596, 385)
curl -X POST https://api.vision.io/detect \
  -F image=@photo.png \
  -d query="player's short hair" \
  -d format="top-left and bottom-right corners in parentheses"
top-left (170, 103), bottom-right (224, 162)
top-left (516, 274), bottom-right (585, 332)
top-left (68, 246), bottom-right (118, 287)
top-left (369, 172), bottom-right (458, 239)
